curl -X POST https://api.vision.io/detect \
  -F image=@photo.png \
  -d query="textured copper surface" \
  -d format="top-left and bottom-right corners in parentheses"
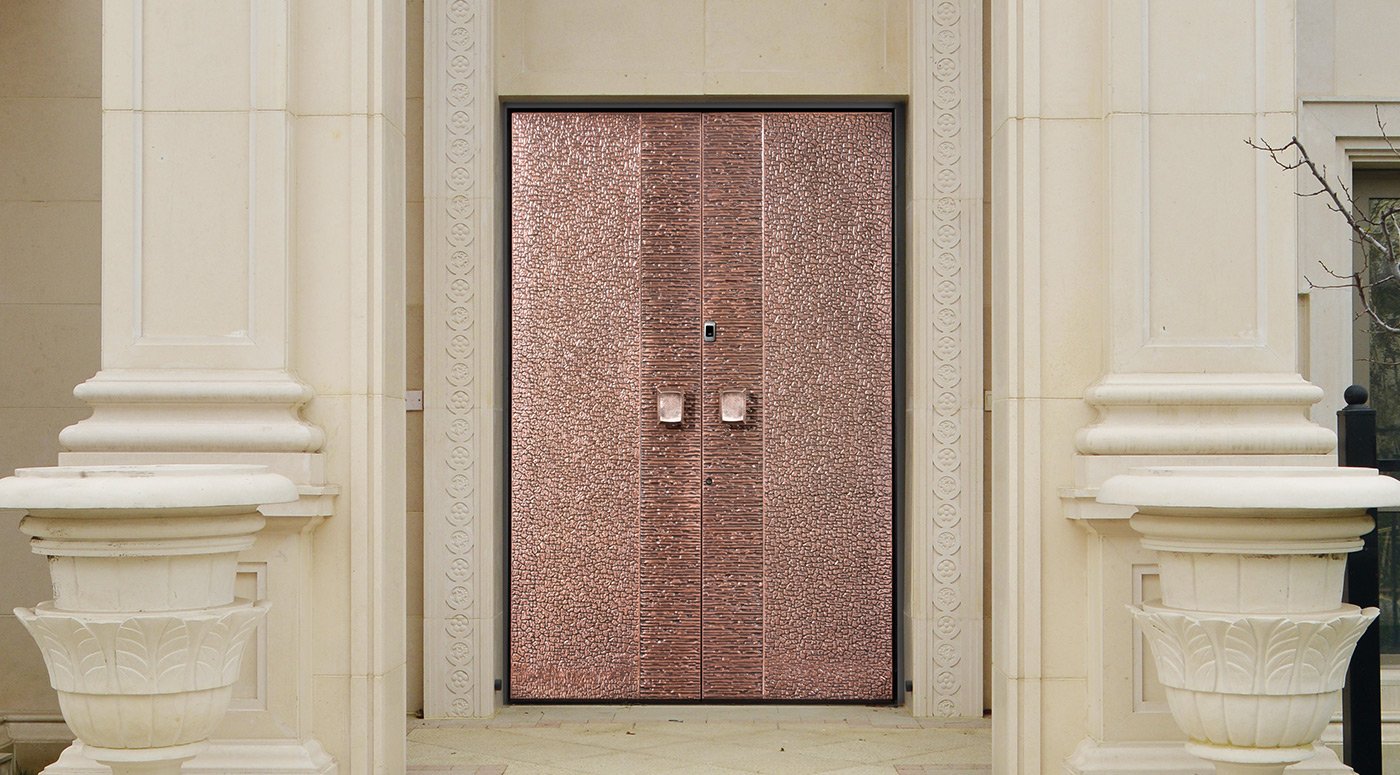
top-left (699, 113), bottom-right (766, 699)
top-left (760, 113), bottom-right (894, 699)
top-left (509, 111), bottom-right (892, 701)
top-left (638, 114), bottom-right (704, 698)
top-left (509, 112), bottom-right (642, 699)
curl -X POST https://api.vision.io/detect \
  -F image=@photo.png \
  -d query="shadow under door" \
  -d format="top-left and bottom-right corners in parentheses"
top-left (508, 111), bottom-right (894, 701)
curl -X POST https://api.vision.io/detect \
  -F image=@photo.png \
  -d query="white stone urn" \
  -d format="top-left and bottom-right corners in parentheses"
top-left (1099, 466), bottom-right (1400, 775)
top-left (0, 465), bottom-right (298, 775)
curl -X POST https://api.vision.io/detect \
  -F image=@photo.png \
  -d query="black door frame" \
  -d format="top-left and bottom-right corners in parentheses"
top-left (500, 101), bottom-right (907, 705)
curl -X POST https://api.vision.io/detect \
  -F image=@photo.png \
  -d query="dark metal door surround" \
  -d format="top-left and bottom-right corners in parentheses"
top-left (509, 111), bottom-right (893, 701)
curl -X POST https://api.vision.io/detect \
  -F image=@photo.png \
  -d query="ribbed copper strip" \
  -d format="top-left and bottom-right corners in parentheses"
top-left (699, 113), bottom-right (766, 699)
top-left (638, 113), bottom-right (705, 699)
top-left (508, 112), bottom-right (643, 699)
top-left (760, 112), bottom-right (894, 700)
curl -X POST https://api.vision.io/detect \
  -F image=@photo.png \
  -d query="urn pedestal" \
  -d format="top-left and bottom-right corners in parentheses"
top-left (0, 466), bottom-right (298, 775)
top-left (1099, 466), bottom-right (1400, 775)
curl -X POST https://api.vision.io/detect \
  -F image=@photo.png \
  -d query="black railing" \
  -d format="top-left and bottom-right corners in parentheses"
top-left (1338, 384), bottom-right (1383, 774)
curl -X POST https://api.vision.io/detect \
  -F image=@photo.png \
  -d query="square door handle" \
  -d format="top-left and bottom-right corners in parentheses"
top-left (720, 389), bottom-right (747, 423)
top-left (657, 388), bottom-right (684, 424)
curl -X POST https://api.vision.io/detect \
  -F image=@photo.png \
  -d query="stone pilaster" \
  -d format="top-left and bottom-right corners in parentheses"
top-left (1061, 2), bottom-right (1343, 768)
top-left (44, 0), bottom-right (408, 770)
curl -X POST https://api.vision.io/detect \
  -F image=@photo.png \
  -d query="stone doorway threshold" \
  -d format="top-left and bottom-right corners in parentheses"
top-left (407, 705), bottom-right (991, 774)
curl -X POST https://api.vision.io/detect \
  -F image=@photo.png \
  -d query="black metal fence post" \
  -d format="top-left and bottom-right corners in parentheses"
top-left (1339, 384), bottom-right (1381, 774)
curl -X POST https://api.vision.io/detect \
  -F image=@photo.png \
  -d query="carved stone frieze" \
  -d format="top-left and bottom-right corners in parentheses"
top-left (1131, 605), bottom-right (1376, 696)
top-left (16, 603), bottom-right (268, 696)
top-left (915, 0), bottom-right (983, 718)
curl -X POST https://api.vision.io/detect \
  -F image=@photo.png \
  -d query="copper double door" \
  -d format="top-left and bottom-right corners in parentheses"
top-left (509, 111), bottom-right (893, 701)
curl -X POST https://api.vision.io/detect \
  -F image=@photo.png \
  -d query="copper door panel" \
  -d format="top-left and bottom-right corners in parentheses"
top-left (509, 112), bottom-right (644, 699)
top-left (639, 114), bottom-right (705, 699)
top-left (509, 111), bottom-right (893, 701)
top-left (700, 113), bottom-right (765, 699)
top-left (761, 113), bottom-right (893, 700)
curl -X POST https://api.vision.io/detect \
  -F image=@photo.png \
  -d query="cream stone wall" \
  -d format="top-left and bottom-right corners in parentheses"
top-left (406, 0), bottom-right (427, 718)
top-left (0, 0), bottom-right (101, 724)
top-left (421, 0), bottom-right (988, 720)
top-left (1298, 0), bottom-right (1400, 423)
top-left (495, 0), bottom-right (908, 97)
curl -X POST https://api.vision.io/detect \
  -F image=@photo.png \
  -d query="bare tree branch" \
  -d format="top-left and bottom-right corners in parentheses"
top-left (1250, 127), bottom-right (1400, 333)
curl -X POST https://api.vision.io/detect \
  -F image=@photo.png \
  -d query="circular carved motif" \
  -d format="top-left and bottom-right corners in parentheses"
top-left (935, 112), bottom-right (960, 137)
top-left (449, 221), bottom-right (474, 247)
top-left (449, 669), bottom-right (472, 693)
top-left (935, 166), bottom-right (959, 193)
top-left (450, 697), bottom-right (471, 714)
top-left (934, 196), bottom-right (960, 220)
top-left (935, 57), bottom-right (959, 81)
top-left (448, 389), bottom-right (472, 414)
top-left (447, 473), bottom-right (471, 499)
top-left (448, 417), bottom-right (473, 442)
top-left (448, 362), bottom-right (472, 387)
top-left (935, 446), bottom-right (959, 472)
top-left (935, 670), bottom-right (961, 694)
top-left (448, 55), bottom-right (474, 80)
top-left (936, 529), bottom-right (959, 552)
top-left (448, 641), bottom-right (472, 666)
top-left (935, 390), bottom-right (958, 414)
top-left (935, 558), bottom-right (960, 584)
top-left (934, 279), bottom-right (959, 305)
top-left (935, 140), bottom-right (959, 165)
top-left (935, 335), bottom-right (959, 361)
top-left (935, 1), bottom-right (960, 26)
top-left (934, 84), bottom-right (961, 110)
top-left (936, 587), bottom-right (959, 612)
top-left (448, 0), bottom-right (475, 24)
top-left (935, 503), bottom-right (959, 527)
top-left (448, 501), bottom-right (471, 527)
top-left (934, 363), bottom-right (960, 389)
top-left (447, 584), bottom-right (471, 610)
top-left (447, 333), bottom-right (472, 361)
top-left (935, 614), bottom-right (961, 638)
top-left (449, 138), bottom-right (472, 160)
top-left (448, 445), bottom-right (471, 471)
top-left (449, 278), bottom-right (473, 303)
top-left (449, 111), bottom-right (471, 136)
top-left (935, 308), bottom-right (960, 335)
top-left (446, 615), bottom-right (471, 639)
top-left (448, 557), bottom-right (472, 582)
top-left (934, 29), bottom-right (959, 54)
top-left (448, 530), bottom-right (474, 555)
top-left (935, 251), bottom-right (959, 277)
top-left (448, 82), bottom-right (472, 108)
top-left (935, 474), bottom-right (961, 500)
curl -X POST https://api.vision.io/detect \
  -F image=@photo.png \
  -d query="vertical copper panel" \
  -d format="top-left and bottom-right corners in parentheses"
top-left (760, 112), bottom-right (894, 700)
top-left (509, 112), bottom-right (643, 699)
top-left (638, 114), bottom-right (704, 698)
top-left (700, 113), bottom-right (766, 698)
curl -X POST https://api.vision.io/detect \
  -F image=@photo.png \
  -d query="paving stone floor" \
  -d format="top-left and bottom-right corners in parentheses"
top-left (407, 705), bottom-right (991, 774)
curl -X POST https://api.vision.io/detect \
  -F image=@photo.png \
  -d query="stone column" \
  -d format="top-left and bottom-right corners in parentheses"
top-left (1100, 466), bottom-right (1400, 774)
top-left (1046, 2), bottom-right (1343, 768)
top-left (47, 1), bottom-right (407, 771)
top-left (0, 465), bottom-right (297, 775)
